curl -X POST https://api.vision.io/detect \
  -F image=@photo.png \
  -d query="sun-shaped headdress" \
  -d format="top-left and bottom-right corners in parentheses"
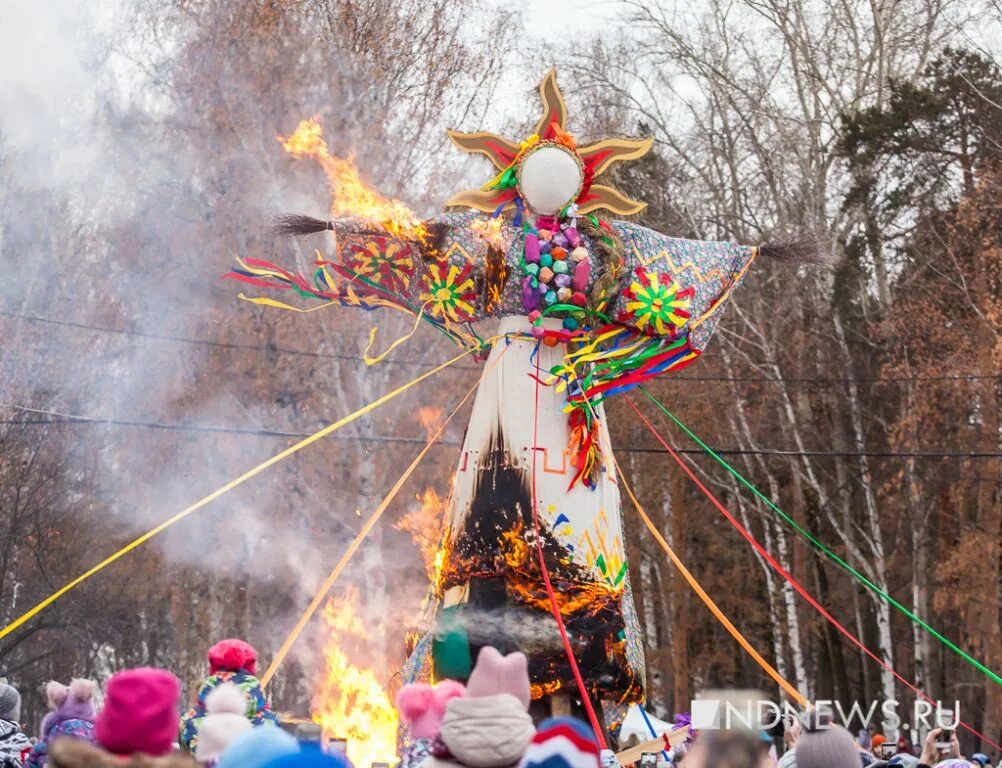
top-left (446, 69), bottom-right (653, 218)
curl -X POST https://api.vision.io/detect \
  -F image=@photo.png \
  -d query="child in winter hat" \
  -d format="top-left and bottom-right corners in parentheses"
top-left (0, 681), bottom-right (31, 768)
top-left (217, 725), bottom-right (300, 768)
top-left (518, 718), bottom-right (600, 768)
top-left (397, 680), bottom-right (467, 741)
top-left (0, 682), bottom-right (22, 723)
top-left (423, 647), bottom-right (536, 768)
top-left (207, 640), bottom-right (257, 677)
top-left (397, 679), bottom-right (466, 768)
top-left (95, 667), bottom-right (182, 757)
top-left (260, 747), bottom-right (348, 768)
top-left (26, 679), bottom-right (98, 768)
top-left (180, 639), bottom-right (278, 754)
top-left (193, 684), bottom-right (253, 766)
top-left (794, 715), bottom-right (861, 768)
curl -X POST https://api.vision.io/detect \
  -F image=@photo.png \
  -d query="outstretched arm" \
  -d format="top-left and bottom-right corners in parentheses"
top-left (609, 221), bottom-right (759, 351)
top-left (227, 211), bottom-right (505, 339)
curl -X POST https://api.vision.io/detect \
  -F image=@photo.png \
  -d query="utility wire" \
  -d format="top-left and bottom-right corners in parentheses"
top-left (0, 309), bottom-right (479, 371)
top-left (3, 309), bottom-right (998, 385)
top-left (3, 405), bottom-right (1001, 458)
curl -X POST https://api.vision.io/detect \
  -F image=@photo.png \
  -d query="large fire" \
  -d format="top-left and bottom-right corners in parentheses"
top-left (279, 118), bottom-right (428, 241)
top-left (311, 590), bottom-right (399, 768)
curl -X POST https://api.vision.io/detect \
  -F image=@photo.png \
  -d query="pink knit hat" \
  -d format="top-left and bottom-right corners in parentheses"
top-left (208, 639), bottom-right (258, 676)
top-left (465, 646), bottom-right (531, 710)
top-left (396, 680), bottom-right (466, 739)
top-left (95, 668), bottom-right (181, 756)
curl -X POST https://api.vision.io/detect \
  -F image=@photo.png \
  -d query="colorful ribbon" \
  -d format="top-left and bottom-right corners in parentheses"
top-left (638, 386), bottom-right (1002, 689)
top-left (612, 453), bottom-right (808, 707)
top-left (625, 395), bottom-right (1001, 751)
top-left (260, 345), bottom-right (509, 687)
top-left (0, 343), bottom-right (485, 642)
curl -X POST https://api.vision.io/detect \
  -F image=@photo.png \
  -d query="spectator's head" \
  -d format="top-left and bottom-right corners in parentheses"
top-left (519, 718), bottom-right (599, 768)
top-left (217, 725), bottom-right (299, 768)
top-left (260, 746), bottom-right (347, 768)
top-left (795, 716), bottom-right (859, 768)
top-left (95, 667), bottom-right (181, 757)
top-left (685, 730), bottom-right (761, 768)
top-left (970, 755), bottom-right (989, 768)
top-left (193, 683), bottom-right (253, 764)
top-left (208, 640), bottom-right (258, 676)
top-left (51, 680), bottom-right (97, 720)
top-left (0, 682), bottom-right (21, 723)
top-left (871, 735), bottom-right (888, 757)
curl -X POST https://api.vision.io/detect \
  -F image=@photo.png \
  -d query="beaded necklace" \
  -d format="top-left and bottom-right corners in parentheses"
top-left (519, 213), bottom-right (592, 334)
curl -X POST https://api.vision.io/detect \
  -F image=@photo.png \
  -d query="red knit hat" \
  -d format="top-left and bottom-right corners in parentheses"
top-left (95, 668), bottom-right (181, 756)
top-left (208, 639), bottom-right (258, 675)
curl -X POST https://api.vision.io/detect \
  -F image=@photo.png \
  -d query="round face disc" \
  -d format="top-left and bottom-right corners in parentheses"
top-left (517, 143), bottom-right (584, 216)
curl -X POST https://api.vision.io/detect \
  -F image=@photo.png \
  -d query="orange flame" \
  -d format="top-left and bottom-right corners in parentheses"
top-left (395, 489), bottom-right (448, 590)
top-left (279, 118), bottom-right (427, 241)
top-left (530, 680), bottom-right (562, 700)
top-left (311, 589), bottom-right (399, 768)
top-left (415, 407), bottom-right (444, 440)
top-left (469, 216), bottom-right (507, 251)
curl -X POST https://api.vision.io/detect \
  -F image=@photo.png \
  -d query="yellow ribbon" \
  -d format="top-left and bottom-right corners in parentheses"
top-left (362, 304), bottom-right (429, 365)
top-left (260, 343), bottom-right (509, 688)
top-left (238, 295), bottom-right (339, 313)
top-left (0, 343), bottom-right (491, 642)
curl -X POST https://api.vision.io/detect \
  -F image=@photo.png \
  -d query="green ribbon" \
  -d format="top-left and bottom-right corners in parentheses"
top-left (639, 385), bottom-right (1002, 687)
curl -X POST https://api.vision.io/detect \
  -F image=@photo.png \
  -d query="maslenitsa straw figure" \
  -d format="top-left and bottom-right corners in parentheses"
top-left (227, 70), bottom-right (820, 728)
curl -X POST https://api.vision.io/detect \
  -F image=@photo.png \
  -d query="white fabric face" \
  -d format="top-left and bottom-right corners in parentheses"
top-left (518, 146), bottom-right (582, 215)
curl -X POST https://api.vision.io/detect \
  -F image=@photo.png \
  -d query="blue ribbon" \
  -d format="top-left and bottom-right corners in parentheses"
top-left (637, 706), bottom-right (671, 761)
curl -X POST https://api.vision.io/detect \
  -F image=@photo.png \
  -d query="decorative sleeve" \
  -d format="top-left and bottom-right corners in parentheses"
top-left (610, 221), bottom-right (758, 351)
top-left (225, 211), bottom-right (507, 351)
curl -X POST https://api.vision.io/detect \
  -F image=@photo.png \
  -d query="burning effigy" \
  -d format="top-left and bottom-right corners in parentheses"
top-left (227, 70), bottom-right (807, 739)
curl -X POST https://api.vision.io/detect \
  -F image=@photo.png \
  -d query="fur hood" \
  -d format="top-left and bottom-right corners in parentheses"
top-left (49, 740), bottom-right (196, 768)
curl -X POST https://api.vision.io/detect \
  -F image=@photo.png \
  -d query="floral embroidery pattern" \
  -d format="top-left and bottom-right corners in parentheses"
top-left (345, 238), bottom-right (415, 294)
top-left (420, 260), bottom-right (477, 322)
top-left (622, 267), bottom-right (694, 336)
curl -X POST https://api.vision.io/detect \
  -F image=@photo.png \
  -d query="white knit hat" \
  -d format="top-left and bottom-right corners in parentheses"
top-left (195, 683), bottom-right (253, 764)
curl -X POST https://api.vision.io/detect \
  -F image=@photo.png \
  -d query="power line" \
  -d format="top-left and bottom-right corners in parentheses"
top-left (3, 309), bottom-right (998, 385)
top-left (660, 373), bottom-right (1000, 383)
top-left (3, 406), bottom-right (1000, 459)
top-left (0, 309), bottom-right (479, 371)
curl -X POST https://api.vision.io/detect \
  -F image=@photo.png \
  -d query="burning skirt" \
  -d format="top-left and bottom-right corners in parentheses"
top-left (421, 316), bottom-right (645, 704)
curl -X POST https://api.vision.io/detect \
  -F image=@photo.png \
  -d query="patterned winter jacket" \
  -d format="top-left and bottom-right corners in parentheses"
top-left (0, 720), bottom-right (31, 768)
top-left (25, 719), bottom-right (96, 768)
top-left (178, 671), bottom-right (278, 753)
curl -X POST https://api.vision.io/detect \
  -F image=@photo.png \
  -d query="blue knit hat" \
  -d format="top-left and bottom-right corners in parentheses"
top-left (218, 724), bottom-right (300, 768)
top-left (518, 717), bottom-right (600, 768)
top-left (264, 745), bottom-right (350, 768)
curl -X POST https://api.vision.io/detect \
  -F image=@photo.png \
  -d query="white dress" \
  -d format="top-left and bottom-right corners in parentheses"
top-left (431, 316), bottom-right (644, 703)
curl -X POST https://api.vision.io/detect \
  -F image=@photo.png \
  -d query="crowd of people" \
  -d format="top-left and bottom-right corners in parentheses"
top-left (0, 640), bottom-right (996, 768)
